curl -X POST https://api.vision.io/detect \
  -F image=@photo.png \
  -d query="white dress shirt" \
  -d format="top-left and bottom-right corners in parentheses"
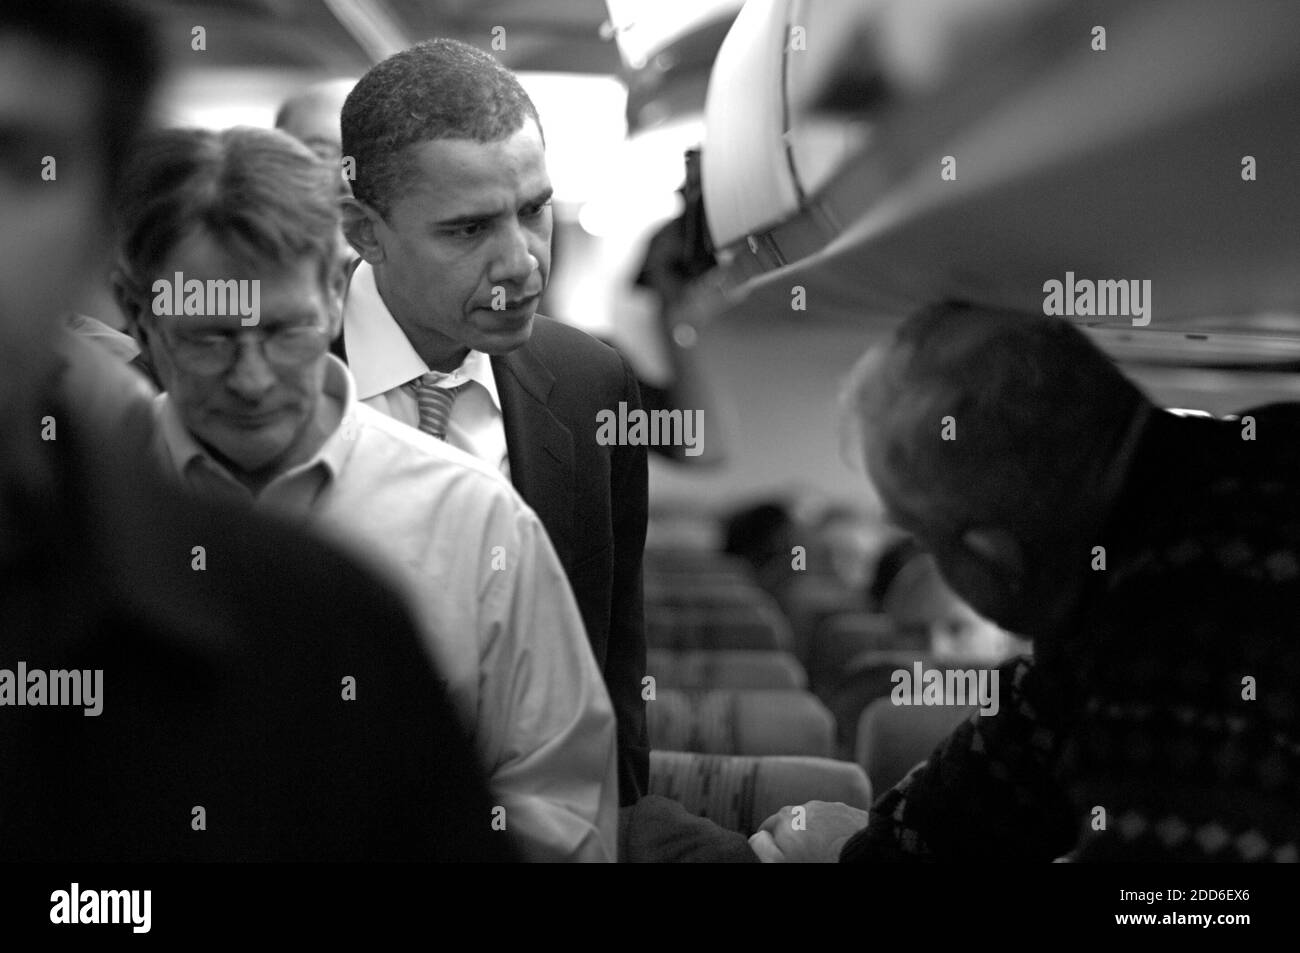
top-left (151, 356), bottom-right (618, 862)
top-left (344, 259), bottom-right (511, 476)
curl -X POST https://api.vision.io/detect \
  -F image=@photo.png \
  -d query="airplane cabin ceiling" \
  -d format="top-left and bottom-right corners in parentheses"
top-left (702, 0), bottom-right (1300, 365)
top-left (133, 0), bottom-right (622, 73)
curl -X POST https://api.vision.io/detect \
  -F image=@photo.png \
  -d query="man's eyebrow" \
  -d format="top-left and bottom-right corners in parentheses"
top-left (433, 210), bottom-right (494, 227)
top-left (258, 310), bottom-right (321, 327)
top-left (432, 188), bottom-right (554, 227)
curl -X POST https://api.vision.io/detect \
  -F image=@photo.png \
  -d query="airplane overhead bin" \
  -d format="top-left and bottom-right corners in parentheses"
top-left (702, 0), bottom-right (1300, 359)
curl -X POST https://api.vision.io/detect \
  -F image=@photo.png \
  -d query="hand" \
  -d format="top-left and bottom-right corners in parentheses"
top-left (749, 801), bottom-right (872, 863)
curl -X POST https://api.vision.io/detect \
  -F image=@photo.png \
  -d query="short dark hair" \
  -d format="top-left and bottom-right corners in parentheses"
top-left (341, 38), bottom-right (542, 216)
top-left (0, 0), bottom-right (160, 197)
top-left (115, 127), bottom-right (342, 295)
top-left (723, 501), bottom-right (794, 563)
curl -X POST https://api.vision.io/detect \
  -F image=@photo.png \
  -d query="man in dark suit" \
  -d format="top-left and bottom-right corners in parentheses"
top-left (337, 39), bottom-right (649, 806)
top-left (0, 0), bottom-right (513, 862)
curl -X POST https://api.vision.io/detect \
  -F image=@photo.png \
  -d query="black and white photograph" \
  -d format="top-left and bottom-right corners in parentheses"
top-left (1, 0), bottom-right (1297, 937)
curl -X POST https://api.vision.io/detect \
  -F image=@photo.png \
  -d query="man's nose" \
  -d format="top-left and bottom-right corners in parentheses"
top-left (224, 337), bottom-right (277, 399)
top-left (488, 220), bottom-right (539, 287)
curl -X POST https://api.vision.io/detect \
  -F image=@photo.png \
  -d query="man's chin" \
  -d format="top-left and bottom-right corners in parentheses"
top-left (202, 432), bottom-right (293, 478)
top-left (474, 314), bottom-right (535, 354)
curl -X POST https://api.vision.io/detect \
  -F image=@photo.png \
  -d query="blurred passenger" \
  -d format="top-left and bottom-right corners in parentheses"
top-left (723, 499), bottom-right (866, 660)
top-left (337, 38), bottom-right (649, 806)
top-left (275, 77), bottom-right (356, 271)
top-left (812, 504), bottom-right (877, 593)
top-left (0, 0), bottom-right (512, 861)
top-left (754, 300), bottom-right (1300, 862)
top-left (115, 125), bottom-right (618, 862)
top-left (274, 77), bottom-right (354, 162)
top-left (871, 536), bottom-right (1029, 660)
top-left (722, 500), bottom-right (798, 590)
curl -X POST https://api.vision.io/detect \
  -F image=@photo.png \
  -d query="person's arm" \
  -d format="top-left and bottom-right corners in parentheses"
top-left (749, 656), bottom-right (1077, 862)
top-left (605, 353), bottom-right (651, 804)
top-left (840, 656), bottom-right (1077, 862)
top-left (478, 503), bottom-right (620, 861)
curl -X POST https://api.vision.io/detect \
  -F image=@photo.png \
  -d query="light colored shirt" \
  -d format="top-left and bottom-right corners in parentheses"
top-left (344, 259), bottom-right (510, 476)
top-left (151, 356), bottom-right (618, 862)
top-left (66, 312), bottom-right (143, 363)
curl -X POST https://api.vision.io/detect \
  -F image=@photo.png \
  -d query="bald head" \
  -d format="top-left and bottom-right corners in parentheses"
top-left (275, 78), bottom-right (355, 161)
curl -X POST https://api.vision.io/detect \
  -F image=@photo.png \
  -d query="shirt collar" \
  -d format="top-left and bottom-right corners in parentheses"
top-left (153, 354), bottom-right (360, 494)
top-left (343, 259), bottom-right (501, 410)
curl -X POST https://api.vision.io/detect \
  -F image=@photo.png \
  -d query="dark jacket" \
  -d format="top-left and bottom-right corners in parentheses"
top-left (0, 385), bottom-right (516, 861)
top-left (491, 318), bottom-right (650, 805)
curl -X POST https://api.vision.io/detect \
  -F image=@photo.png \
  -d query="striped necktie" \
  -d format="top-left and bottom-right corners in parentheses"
top-left (414, 374), bottom-right (466, 441)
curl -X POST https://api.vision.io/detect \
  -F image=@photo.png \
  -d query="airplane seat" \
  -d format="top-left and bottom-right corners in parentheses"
top-left (649, 750), bottom-right (873, 836)
top-left (647, 648), bottom-right (807, 690)
top-left (768, 573), bottom-right (864, 664)
top-left (644, 577), bottom-right (770, 609)
top-left (646, 601), bottom-right (795, 652)
top-left (644, 548), bottom-right (754, 577)
top-left (825, 650), bottom-right (936, 758)
top-left (649, 689), bottom-right (836, 757)
top-left (854, 697), bottom-right (976, 795)
top-left (807, 612), bottom-right (912, 698)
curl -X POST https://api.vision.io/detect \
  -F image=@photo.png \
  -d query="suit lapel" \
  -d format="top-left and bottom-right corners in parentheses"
top-left (492, 345), bottom-right (576, 567)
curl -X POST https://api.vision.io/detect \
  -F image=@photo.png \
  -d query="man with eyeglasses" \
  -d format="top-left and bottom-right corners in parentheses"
top-left (114, 125), bottom-right (619, 862)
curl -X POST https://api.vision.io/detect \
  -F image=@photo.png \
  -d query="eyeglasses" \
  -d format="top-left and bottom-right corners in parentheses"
top-left (158, 323), bottom-right (331, 375)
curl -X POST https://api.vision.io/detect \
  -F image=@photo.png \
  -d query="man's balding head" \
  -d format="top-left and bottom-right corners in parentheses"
top-left (844, 301), bottom-right (1154, 639)
top-left (275, 78), bottom-right (355, 161)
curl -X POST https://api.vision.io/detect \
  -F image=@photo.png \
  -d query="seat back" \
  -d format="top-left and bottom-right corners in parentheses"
top-left (807, 612), bottom-right (908, 697)
top-left (650, 750), bottom-right (873, 836)
top-left (825, 650), bottom-right (935, 757)
top-left (645, 578), bottom-right (767, 608)
top-left (647, 599), bottom-right (794, 652)
top-left (649, 689), bottom-right (835, 757)
top-left (855, 697), bottom-right (976, 794)
top-left (647, 649), bottom-right (807, 690)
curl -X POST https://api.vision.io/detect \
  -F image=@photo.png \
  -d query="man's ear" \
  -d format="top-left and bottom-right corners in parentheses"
top-left (341, 197), bottom-right (385, 265)
top-left (960, 527), bottom-right (1025, 592)
top-left (109, 267), bottom-right (150, 351)
top-left (109, 267), bottom-right (141, 326)
top-left (324, 263), bottom-right (347, 340)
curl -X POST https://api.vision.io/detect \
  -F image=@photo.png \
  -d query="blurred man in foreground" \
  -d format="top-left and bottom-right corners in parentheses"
top-left (0, 0), bottom-right (511, 861)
